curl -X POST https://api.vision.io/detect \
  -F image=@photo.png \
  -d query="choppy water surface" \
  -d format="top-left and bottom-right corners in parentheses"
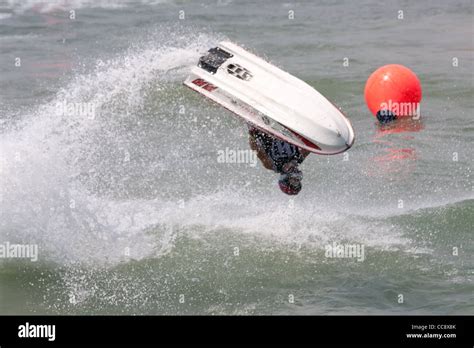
top-left (0, 0), bottom-right (472, 314)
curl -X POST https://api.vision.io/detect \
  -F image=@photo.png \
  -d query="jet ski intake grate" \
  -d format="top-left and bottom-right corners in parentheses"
top-left (198, 47), bottom-right (233, 74)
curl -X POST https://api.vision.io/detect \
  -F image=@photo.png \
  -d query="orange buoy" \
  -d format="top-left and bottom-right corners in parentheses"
top-left (364, 64), bottom-right (422, 123)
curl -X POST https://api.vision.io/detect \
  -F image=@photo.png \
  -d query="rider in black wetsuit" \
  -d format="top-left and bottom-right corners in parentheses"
top-left (248, 125), bottom-right (310, 195)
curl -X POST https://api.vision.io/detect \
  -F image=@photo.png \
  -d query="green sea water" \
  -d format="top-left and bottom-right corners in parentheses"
top-left (0, 0), bottom-right (472, 314)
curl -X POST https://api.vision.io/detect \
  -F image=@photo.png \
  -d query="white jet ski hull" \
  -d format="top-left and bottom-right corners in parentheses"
top-left (184, 41), bottom-right (355, 155)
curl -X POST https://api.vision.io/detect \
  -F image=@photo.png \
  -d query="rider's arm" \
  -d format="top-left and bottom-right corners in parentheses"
top-left (300, 149), bottom-right (311, 159)
top-left (249, 133), bottom-right (274, 170)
